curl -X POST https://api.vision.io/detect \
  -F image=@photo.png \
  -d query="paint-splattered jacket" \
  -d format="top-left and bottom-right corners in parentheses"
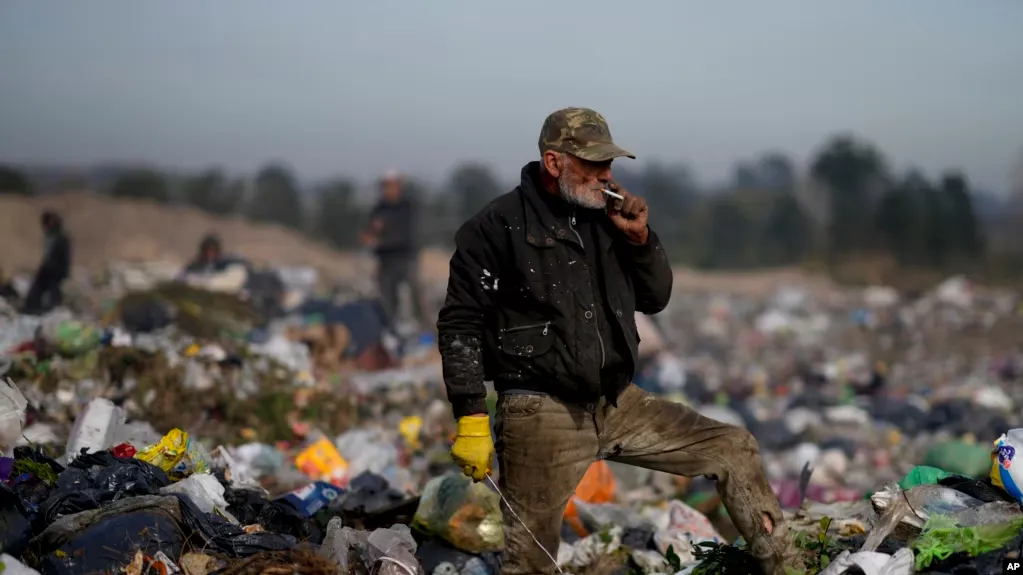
top-left (437, 162), bottom-right (673, 419)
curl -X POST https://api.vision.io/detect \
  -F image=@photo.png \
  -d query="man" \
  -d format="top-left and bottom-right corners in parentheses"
top-left (437, 108), bottom-right (802, 575)
top-left (361, 170), bottom-right (426, 328)
top-left (178, 234), bottom-right (247, 292)
top-left (179, 235), bottom-right (285, 315)
top-left (183, 233), bottom-right (228, 274)
top-left (23, 211), bottom-right (71, 314)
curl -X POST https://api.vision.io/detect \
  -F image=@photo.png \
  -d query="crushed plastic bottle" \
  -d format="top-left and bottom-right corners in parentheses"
top-left (63, 397), bottom-right (126, 463)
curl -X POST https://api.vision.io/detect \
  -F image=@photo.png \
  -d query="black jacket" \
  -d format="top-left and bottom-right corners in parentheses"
top-left (369, 197), bottom-right (416, 256)
top-left (36, 228), bottom-right (71, 284)
top-left (437, 162), bottom-right (673, 418)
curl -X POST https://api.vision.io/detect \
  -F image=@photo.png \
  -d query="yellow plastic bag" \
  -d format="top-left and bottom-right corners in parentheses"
top-left (135, 428), bottom-right (209, 480)
top-left (295, 437), bottom-right (348, 485)
top-left (399, 416), bottom-right (423, 450)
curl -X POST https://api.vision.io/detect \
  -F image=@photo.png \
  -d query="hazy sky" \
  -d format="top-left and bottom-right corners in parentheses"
top-left (1, 1), bottom-right (1021, 191)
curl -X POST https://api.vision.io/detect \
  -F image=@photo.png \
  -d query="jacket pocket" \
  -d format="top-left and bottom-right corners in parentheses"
top-left (499, 321), bottom-right (553, 357)
top-left (497, 394), bottom-right (547, 419)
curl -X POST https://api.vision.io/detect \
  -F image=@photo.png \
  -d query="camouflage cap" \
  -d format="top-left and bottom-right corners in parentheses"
top-left (538, 107), bottom-right (635, 162)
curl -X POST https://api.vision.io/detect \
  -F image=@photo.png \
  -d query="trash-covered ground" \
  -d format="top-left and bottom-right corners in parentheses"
top-left (3, 263), bottom-right (1023, 575)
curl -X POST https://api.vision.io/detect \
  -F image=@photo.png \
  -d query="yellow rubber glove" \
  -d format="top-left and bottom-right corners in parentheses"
top-left (450, 415), bottom-right (494, 482)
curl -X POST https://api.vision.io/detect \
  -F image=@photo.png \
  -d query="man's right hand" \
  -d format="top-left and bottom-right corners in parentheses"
top-left (450, 414), bottom-right (494, 482)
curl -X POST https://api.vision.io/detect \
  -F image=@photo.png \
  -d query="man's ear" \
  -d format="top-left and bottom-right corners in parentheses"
top-left (542, 150), bottom-right (562, 178)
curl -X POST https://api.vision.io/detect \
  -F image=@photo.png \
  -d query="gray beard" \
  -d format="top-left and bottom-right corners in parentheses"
top-left (559, 177), bottom-right (604, 210)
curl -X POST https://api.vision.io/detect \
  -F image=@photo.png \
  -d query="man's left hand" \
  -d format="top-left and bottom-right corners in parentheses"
top-left (606, 182), bottom-right (649, 245)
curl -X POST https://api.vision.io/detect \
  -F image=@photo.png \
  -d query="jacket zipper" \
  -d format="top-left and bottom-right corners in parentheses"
top-left (569, 214), bottom-right (606, 369)
top-left (504, 321), bottom-right (550, 335)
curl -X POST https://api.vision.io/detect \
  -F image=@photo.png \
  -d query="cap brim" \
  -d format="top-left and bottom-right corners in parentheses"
top-left (570, 143), bottom-right (636, 162)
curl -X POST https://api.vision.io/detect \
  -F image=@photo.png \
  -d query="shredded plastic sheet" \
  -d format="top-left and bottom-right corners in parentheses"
top-left (912, 514), bottom-right (1023, 570)
top-left (134, 428), bottom-right (209, 479)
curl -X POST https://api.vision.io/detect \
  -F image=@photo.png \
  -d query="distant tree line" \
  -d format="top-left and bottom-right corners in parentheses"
top-left (1, 134), bottom-right (1020, 280)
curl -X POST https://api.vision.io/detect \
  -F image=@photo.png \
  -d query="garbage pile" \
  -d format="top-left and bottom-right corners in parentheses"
top-left (2, 265), bottom-right (1023, 574)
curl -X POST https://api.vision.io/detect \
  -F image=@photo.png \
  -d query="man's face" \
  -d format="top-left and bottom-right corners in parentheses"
top-left (201, 245), bottom-right (220, 262)
top-left (382, 179), bottom-right (402, 203)
top-left (551, 152), bottom-right (612, 210)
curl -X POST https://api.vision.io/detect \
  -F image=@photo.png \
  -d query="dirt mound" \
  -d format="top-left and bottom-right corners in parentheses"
top-left (0, 192), bottom-right (837, 295)
top-left (0, 193), bottom-right (453, 282)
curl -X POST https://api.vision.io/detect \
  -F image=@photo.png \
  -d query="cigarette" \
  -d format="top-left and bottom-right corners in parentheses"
top-left (603, 188), bottom-right (624, 200)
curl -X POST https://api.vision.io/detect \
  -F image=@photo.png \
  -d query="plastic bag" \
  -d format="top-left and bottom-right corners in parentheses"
top-left (295, 437), bottom-right (348, 484)
top-left (38, 454), bottom-right (170, 525)
top-left (0, 553), bottom-right (41, 575)
top-left (334, 472), bottom-right (410, 518)
top-left (0, 485), bottom-right (33, 557)
top-left (898, 466), bottom-right (955, 490)
top-left (38, 510), bottom-right (184, 575)
top-left (365, 524), bottom-right (423, 575)
top-left (320, 516), bottom-right (367, 573)
top-left (50, 321), bottom-right (101, 357)
top-left (0, 377), bottom-right (28, 454)
top-left (135, 428), bottom-right (209, 479)
top-left (278, 481), bottom-right (343, 517)
top-left (398, 416), bottom-right (423, 450)
top-left (28, 495), bottom-right (183, 569)
top-left (564, 461), bottom-right (617, 537)
top-left (225, 487), bottom-right (323, 545)
top-left (412, 473), bottom-right (503, 554)
top-left (924, 440), bottom-right (991, 478)
top-left (939, 475), bottom-right (1016, 503)
top-left (173, 491), bottom-right (297, 556)
top-left (415, 537), bottom-right (500, 575)
top-left (161, 473), bottom-right (229, 514)
top-left (63, 398), bottom-right (125, 463)
top-left (990, 429), bottom-right (1023, 503)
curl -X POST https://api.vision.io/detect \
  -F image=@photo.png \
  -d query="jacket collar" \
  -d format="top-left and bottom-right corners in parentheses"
top-left (519, 162), bottom-right (582, 248)
top-left (518, 162), bottom-right (616, 252)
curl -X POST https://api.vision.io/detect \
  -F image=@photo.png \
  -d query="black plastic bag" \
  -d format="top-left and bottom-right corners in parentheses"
top-left (37, 457), bottom-right (170, 528)
top-left (938, 475), bottom-right (1017, 504)
top-left (38, 510), bottom-right (184, 575)
top-left (334, 471), bottom-right (409, 516)
top-left (621, 526), bottom-right (655, 550)
top-left (173, 492), bottom-right (297, 556)
top-left (0, 485), bottom-right (33, 557)
top-left (225, 487), bottom-right (323, 544)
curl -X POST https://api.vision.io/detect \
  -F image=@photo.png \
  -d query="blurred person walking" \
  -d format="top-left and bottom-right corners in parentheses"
top-left (22, 211), bottom-right (71, 315)
top-left (436, 108), bottom-right (802, 575)
top-left (361, 169), bottom-right (427, 330)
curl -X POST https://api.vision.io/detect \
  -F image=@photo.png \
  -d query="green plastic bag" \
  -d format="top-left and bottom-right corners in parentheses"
top-left (53, 321), bottom-right (101, 357)
top-left (899, 465), bottom-right (955, 490)
top-left (924, 441), bottom-right (992, 478)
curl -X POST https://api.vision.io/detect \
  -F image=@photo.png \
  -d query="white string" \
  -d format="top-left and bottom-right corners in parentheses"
top-left (486, 474), bottom-right (565, 574)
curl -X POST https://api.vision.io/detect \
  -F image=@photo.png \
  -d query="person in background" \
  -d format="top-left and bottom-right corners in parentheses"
top-left (22, 211), bottom-right (72, 315)
top-left (183, 234), bottom-right (229, 274)
top-left (360, 169), bottom-right (426, 329)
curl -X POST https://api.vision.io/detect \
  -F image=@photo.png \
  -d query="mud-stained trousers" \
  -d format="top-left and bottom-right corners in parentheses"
top-left (495, 384), bottom-right (802, 575)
